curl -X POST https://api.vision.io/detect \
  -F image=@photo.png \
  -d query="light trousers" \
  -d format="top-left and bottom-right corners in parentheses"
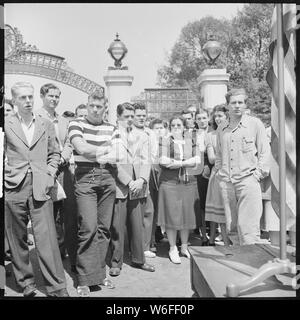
top-left (218, 174), bottom-right (262, 245)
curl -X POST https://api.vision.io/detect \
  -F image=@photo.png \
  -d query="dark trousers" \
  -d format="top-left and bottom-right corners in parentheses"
top-left (5, 172), bottom-right (66, 293)
top-left (74, 166), bottom-right (116, 287)
top-left (53, 166), bottom-right (78, 265)
top-left (109, 197), bottom-right (146, 268)
top-left (149, 185), bottom-right (159, 246)
top-left (196, 174), bottom-right (209, 228)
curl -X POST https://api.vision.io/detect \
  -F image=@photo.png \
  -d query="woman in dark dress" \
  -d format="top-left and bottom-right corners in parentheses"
top-left (157, 116), bottom-right (201, 264)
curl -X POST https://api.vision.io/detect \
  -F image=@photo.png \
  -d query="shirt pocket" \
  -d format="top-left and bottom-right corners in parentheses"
top-left (242, 137), bottom-right (255, 153)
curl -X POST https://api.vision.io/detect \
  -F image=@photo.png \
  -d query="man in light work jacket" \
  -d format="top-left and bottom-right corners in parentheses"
top-left (5, 82), bottom-right (68, 297)
top-left (215, 88), bottom-right (270, 245)
top-left (36, 83), bottom-right (77, 270)
top-left (108, 102), bottom-right (155, 277)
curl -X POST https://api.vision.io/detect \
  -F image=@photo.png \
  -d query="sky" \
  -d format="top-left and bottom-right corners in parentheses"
top-left (4, 3), bottom-right (244, 114)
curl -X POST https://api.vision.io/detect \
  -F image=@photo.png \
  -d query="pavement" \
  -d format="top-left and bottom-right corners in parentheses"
top-left (4, 231), bottom-right (204, 298)
top-left (5, 230), bottom-right (294, 298)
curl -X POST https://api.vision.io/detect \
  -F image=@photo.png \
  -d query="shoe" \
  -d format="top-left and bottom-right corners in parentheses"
top-left (100, 278), bottom-right (115, 289)
top-left (109, 267), bottom-right (121, 277)
top-left (208, 242), bottom-right (216, 246)
top-left (131, 262), bottom-right (155, 272)
top-left (47, 288), bottom-right (69, 297)
top-left (180, 249), bottom-right (191, 259)
top-left (144, 250), bottom-right (156, 258)
top-left (77, 286), bottom-right (90, 297)
top-left (215, 234), bottom-right (223, 242)
top-left (23, 284), bottom-right (37, 297)
top-left (27, 239), bottom-right (34, 246)
top-left (89, 285), bottom-right (102, 292)
top-left (169, 248), bottom-right (181, 264)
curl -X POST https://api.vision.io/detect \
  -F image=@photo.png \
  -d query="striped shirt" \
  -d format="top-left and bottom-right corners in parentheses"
top-left (68, 118), bottom-right (122, 164)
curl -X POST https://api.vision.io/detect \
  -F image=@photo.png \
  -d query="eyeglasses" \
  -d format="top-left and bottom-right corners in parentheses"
top-left (171, 124), bottom-right (182, 127)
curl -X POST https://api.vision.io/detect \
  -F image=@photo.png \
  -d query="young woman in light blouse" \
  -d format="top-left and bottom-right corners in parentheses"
top-left (157, 116), bottom-right (201, 264)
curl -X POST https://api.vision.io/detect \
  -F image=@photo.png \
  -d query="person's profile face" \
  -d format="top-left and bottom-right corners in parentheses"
top-left (41, 88), bottom-right (61, 110)
top-left (182, 113), bottom-right (194, 129)
top-left (228, 94), bottom-right (247, 117)
top-left (196, 112), bottom-right (209, 130)
top-left (214, 111), bottom-right (227, 127)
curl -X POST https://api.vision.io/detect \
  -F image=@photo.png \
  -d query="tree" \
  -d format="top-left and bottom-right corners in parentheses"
top-left (157, 3), bottom-right (274, 125)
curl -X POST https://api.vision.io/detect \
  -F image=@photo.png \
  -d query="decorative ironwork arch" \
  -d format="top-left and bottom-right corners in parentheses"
top-left (4, 25), bottom-right (105, 96)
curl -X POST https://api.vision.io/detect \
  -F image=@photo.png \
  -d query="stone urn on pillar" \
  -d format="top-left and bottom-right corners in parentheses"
top-left (198, 35), bottom-right (230, 112)
top-left (103, 33), bottom-right (134, 124)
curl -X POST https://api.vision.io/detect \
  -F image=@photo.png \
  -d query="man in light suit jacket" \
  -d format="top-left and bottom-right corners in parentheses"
top-left (35, 83), bottom-right (77, 269)
top-left (108, 103), bottom-right (155, 277)
top-left (4, 82), bottom-right (68, 297)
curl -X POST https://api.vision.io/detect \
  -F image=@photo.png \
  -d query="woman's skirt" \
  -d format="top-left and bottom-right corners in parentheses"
top-left (205, 168), bottom-right (226, 224)
top-left (157, 181), bottom-right (198, 230)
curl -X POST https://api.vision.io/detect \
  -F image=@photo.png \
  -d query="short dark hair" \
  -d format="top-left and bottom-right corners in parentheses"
top-left (117, 102), bottom-right (134, 116)
top-left (40, 83), bottom-right (61, 96)
top-left (62, 110), bottom-right (75, 118)
top-left (88, 89), bottom-right (105, 102)
top-left (149, 118), bottom-right (163, 129)
top-left (225, 88), bottom-right (248, 104)
top-left (75, 104), bottom-right (87, 115)
top-left (210, 104), bottom-right (228, 130)
top-left (195, 108), bottom-right (209, 118)
top-left (132, 102), bottom-right (147, 112)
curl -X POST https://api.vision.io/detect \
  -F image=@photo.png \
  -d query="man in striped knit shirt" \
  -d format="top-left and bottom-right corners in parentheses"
top-left (68, 90), bottom-right (125, 297)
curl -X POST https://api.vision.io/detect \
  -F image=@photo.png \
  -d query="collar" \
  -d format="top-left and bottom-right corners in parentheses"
top-left (222, 114), bottom-right (249, 131)
top-left (16, 112), bottom-right (35, 125)
top-left (85, 116), bottom-right (104, 126)
top-left (43, 108), bottom-right (59, 121)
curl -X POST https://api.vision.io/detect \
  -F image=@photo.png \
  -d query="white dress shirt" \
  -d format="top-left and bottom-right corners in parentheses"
top-left (16, 112), bottom-right (36, 146)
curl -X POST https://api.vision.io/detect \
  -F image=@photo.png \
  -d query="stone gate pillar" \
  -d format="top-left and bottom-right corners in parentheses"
top-left (103, 69), bottom-right (134, 125)
top-left (198, 68), bottom-right (230, 112)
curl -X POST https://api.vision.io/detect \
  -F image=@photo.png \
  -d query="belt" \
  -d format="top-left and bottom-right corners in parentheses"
top-left (76, 162), bottom-right (111, 169)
